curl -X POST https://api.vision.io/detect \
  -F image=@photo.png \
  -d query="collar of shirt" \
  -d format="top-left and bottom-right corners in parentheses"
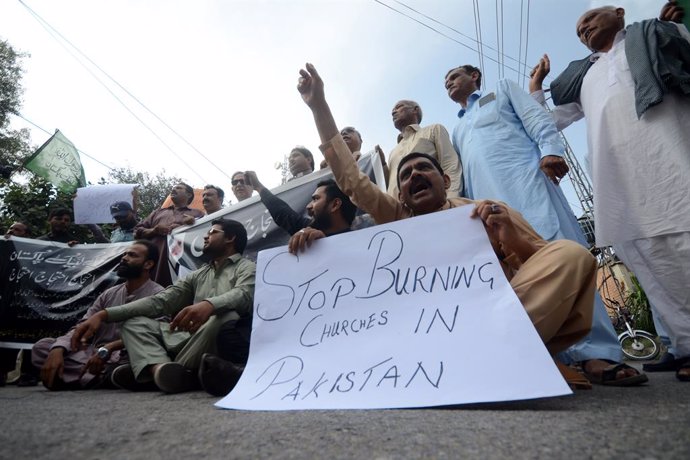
top-left (210, 253), bottom-right (242, 271)
top-left (397, 124), bottom-right (421, 143)
top-left (457, 90), bottom-right (482, 118)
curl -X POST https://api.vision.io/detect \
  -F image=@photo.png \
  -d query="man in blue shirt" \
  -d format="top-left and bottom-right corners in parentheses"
top-left (444, 64), bottom-right (646, 386)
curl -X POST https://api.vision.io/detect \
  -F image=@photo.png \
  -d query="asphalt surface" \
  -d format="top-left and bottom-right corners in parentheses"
top-left (1, 363), bottom-right (689, 460)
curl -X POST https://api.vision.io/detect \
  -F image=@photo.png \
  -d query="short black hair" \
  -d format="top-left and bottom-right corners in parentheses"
top-left (48, 208), bottom-right (72, 220)
top-left (132, 239), bottom-right (159, 268)
top-left (204, 184), bottom-right (225, 201)
top-left (177, 182), bottom-right (195, 205)
top-left (316, 179), bottom-right (357, 225)
top-left (292, 146), bottom-right (315, 171)
top-left (211, 218), bottom-right (248, 254)
top-left (445, 65), bottom-right (482, 90)
top-left (396, 152), bottom-right (445, 188)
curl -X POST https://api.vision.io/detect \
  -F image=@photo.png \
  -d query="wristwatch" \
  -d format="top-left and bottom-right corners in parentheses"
top-left (96, 347), bottom-right (110, 360)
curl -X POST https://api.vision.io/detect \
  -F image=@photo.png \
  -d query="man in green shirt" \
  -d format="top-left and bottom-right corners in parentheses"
top-left (71, 219), bottom-right (256, 394)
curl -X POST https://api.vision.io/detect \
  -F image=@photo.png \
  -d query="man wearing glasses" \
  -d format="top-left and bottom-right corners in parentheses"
top-left (231, 171), bottom-right (255, 202)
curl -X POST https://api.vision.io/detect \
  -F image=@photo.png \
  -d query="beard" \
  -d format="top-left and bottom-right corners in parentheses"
top-left (116, 262), bottom-right (144, 279)
top-left (309, 212), bottom-right (332, 232)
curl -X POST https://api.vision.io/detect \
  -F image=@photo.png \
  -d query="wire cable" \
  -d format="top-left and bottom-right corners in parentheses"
top-left (472, 0), bottom-right (486, 77)
top-left (383, 0), bottom-right (548, 83)
top-left (18, 0), bottom-right (217, 183)
top-left (518, 0), bottom-right (524, 86)
top-left (522, 0), bottom-right (532, 88)
top-left (15, 113), bottom-right (116, 170)
top-left (376, 0), bottom-right (528, 79)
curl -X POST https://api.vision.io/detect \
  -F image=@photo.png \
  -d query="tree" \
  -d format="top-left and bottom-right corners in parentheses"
top-left (103, 167), bottom-right (186, 218)
top-left (0, 38), bottom-right (32, 183)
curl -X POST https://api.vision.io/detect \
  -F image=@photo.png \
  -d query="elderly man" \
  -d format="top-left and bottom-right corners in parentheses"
top-left (444, 64), bottom-right (641, 386)
top-left (32, 241), bottom-right (163, 390)
top-left (109, 201), bottom-right (138, 243)
top-left (294, 63), bottom-right (597, 388)
top-left (202, 185), bottom-right (224, 214)
top-left (529, 2), bottom-right (690, 381)
top-left (386, 99), bottom-right (462, 198)
top-left (134, 183), bottom-right (203, 287)
top-left (72, 219), bottom-right (256, 394)
top-left (231, 172), bottom-right (255, 202)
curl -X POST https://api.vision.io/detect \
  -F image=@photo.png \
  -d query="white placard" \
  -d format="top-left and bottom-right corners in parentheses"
top-left (217, 205), bottom-right (571, 411)
top-left (73, 184), bottom-right (137, 224)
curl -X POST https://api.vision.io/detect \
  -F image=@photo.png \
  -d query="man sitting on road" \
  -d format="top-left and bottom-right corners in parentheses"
top-left (194, 176), bottom-right (357, 397)
top-left (32, 240), bottom-right (164, 390)
top-left (71, 219), bottom-right (256, 395)
top-left (293, 63), bottom-right (597, 387)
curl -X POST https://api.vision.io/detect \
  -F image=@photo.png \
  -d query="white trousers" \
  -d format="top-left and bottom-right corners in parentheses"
top-left (614, 232), bottom-right (690, 357)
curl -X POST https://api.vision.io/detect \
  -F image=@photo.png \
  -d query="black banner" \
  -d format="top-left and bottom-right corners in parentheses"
top-left (0, 238), bottom-right (128, 342)
top-left (0, 152), bottom-right (385, 343)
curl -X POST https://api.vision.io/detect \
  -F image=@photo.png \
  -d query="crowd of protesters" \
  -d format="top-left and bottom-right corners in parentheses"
top-left (1, 2), bottom-right (688, 397)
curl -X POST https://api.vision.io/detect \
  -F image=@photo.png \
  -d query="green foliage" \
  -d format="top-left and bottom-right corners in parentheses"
top-left (0, 38), bottom-right (26, 126)
top-left (0, 39), bottom-right (32, 185)
top-left (102, 167), bottom-right (186, 218)
top-left (0, 175), bottom-right (92, 242)
top-left (625, 275), bottom-right (656, 335)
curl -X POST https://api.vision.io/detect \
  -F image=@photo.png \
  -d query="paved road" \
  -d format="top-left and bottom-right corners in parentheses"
top-left (1, 365), bottom-right (689, 459)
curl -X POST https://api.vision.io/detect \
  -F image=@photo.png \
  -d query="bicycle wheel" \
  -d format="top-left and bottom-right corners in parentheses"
top-left (618, 330), bottom-right (659, 361)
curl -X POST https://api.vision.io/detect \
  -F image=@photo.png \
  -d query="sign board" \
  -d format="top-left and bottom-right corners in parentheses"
top-left (217, 205), bottom-right (571, 410)
top-left (74, 184), bottom-right (137, 224)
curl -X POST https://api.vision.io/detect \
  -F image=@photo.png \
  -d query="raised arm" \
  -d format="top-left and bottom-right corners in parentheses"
top-left (528, 54), bottom-right (584, 132)
top-left (245, 170), bottom-right (310, 235)
top-left (296, 63), bottom-right (404, 224)
top-left (297, 63), bottom-right (339, 144)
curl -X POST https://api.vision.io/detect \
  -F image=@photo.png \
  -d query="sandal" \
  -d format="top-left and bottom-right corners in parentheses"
top-left (581, 359), bottom-right (648, 386)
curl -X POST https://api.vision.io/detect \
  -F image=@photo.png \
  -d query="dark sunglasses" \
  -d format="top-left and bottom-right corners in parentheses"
top-left (231, 179), bottom-right (246, 186)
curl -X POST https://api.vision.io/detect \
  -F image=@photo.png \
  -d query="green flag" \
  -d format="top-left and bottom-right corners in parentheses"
top-left (23, 130), bottom-right (86, 193)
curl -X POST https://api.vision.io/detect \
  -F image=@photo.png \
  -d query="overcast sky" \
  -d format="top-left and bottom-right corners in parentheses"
top-left (2, 0), bottom-right (663, 211)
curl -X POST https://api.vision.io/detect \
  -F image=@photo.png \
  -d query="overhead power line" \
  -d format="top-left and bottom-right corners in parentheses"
top-left (18, 0), bottom-right (231, 183)
top-left (380, 0), bottom-right (546, 83)
top-left (16, 113), bottom-right (116, 170)
top-left (472, 0), bottom-right (486, 78)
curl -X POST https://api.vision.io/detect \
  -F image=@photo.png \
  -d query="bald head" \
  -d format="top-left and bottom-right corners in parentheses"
top-left (576, 6), bottom-right (625, 52)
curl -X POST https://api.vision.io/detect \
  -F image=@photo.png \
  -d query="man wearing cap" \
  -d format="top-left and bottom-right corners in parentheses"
top-left (110, 202), bottom-right (139, 243)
